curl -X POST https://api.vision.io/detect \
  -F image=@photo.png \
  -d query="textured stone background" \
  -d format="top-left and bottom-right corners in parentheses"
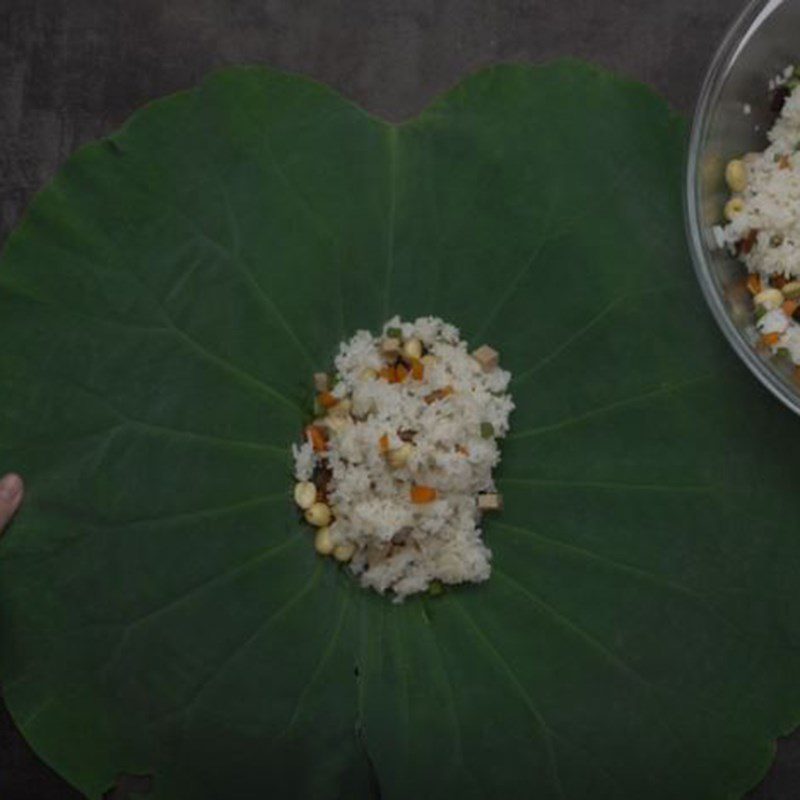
top-left (1, 0), bottom-right (797, 797)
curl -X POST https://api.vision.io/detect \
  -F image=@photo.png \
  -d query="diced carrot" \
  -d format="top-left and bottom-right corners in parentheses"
top-left (306, 425), bottom-right (328, 453)
top-left (410, 485), bottom-right (438, 504)
top-left (318, 391), bottom-right (339, 409)
top-left (747, 274), bottom-right (762, 295)
top-left (379, 365), bottom-right (396, 383)
top-left (379, 433), bottom-right (390, 453)
top-left (410, 358), bottom-right (424, 380)
top-left (783, 300), bottom-right (798, 317)
top-left (396, 363), bottom-right (409, 383)
top-left (762, 332), bottom-right (781, 347)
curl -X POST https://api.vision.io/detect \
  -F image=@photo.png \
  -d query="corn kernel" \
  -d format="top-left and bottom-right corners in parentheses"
top-left (387, 443), bottom-right (414, 469)
top-left (305, 502), bottom-right (332, 527)
top-left (293, 481), bottom-right (317, 510)
top-left (725, 159), bottom-right (747, 192)
top-left (724, 197), bottom-right (745, 221)
top-left (314, 526), bottom-right (334, 555)
top-left (333, 542), bottom-right (356, 562)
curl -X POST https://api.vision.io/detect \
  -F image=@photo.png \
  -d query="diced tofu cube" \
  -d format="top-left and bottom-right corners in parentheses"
top-left (381, 337), bottom-right (401, 355)
top-left (478, 493), bottom-right (503, 512)
top-left (472, 344), bottom-right (499, 372)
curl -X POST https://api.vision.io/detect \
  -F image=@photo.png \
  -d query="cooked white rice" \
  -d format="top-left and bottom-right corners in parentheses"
top-left (717, 86), bottom-right (800, 277)
top-left (293, 316), bottom-right (514, 601)
top-left (716, 77), bottom-right (800, 363)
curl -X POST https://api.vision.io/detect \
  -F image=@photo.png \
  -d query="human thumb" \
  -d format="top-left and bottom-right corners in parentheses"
top-left (0, 474), bottom-right (24, 535)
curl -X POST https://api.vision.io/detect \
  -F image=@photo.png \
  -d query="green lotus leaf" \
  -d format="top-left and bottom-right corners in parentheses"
top-left (1, 61), bottom-right (799, 800)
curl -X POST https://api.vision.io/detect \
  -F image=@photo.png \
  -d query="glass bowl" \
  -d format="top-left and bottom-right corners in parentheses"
top-left (686, 0), bottom-right (800, 414)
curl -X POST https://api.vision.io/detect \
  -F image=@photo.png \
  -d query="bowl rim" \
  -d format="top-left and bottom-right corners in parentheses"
top-left (685, 0), bottom-right (800, 415)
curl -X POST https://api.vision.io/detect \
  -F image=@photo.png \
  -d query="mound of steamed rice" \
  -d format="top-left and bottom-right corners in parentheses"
top-left (292, 316), bottom-right (514, 601)
top-left (716, 79), bottom-right (800, 277)
top-left (715, 73), bottom-right (800, 364)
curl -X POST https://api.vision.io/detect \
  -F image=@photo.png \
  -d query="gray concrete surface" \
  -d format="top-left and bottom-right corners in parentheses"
top-left (0, 0), bottom-right (794, 798)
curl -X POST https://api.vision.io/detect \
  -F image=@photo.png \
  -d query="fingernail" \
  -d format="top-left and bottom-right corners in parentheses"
top-left (0, 473), bottom-right (23, 502)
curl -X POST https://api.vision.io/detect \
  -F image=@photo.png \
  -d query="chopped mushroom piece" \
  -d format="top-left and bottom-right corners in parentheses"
top-left (477, 493), bottom-right (503, 512)
top-left (424, 386), bottom-right (454, 404)
top-left (391, 527), bottom-right (412, 546)
top-left (472, 344), bottom-right (499, 372)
